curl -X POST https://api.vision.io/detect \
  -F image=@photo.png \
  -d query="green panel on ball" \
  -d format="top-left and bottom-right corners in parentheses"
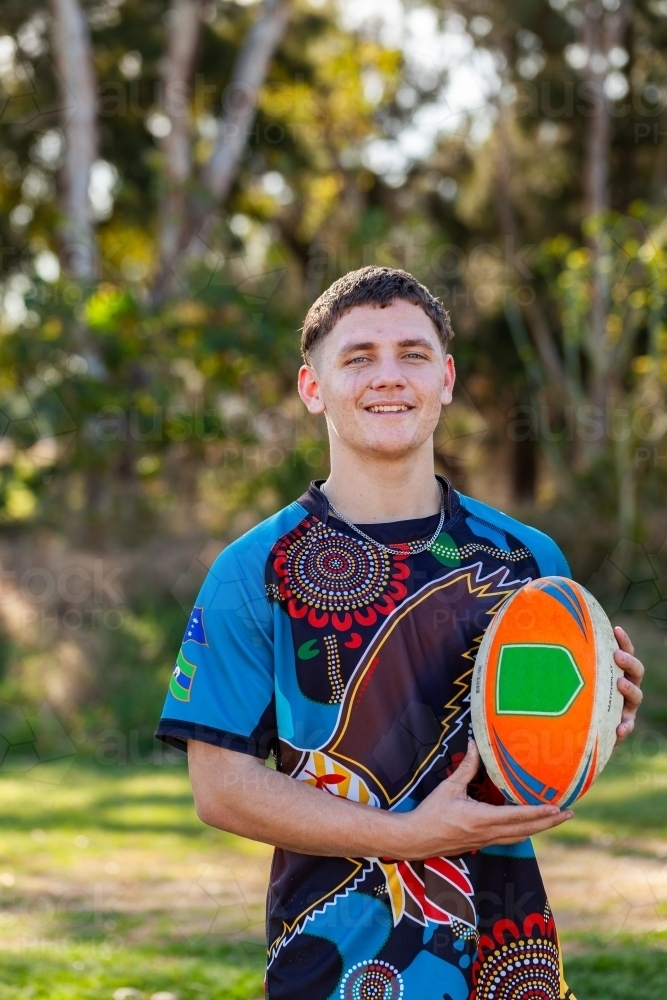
top-left (496, 644), bottom-right (584, 716)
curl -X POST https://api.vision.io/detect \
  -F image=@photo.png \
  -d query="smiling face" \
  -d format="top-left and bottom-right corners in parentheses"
top-left (298, 299), bottom-right (455, 462)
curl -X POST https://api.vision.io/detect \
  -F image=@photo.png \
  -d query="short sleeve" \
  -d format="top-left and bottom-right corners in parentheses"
top-left (532, 536), bottom-right (570, 578)
top-left (155, 538), bottom-right (276, 759)
top-left (456, 493), bottom-right (571, 579)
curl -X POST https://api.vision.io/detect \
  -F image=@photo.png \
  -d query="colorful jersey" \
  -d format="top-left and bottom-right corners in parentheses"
top-left (156, 478), bottom-right (574, 1000)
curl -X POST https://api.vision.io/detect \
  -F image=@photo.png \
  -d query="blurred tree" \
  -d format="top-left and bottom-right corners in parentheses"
top-left (0, 0), bottom-right (405, 537)
top-left (390, 0), bottom-right (667, 537)
top-left (153, 0), bottom-right (204, 297)
top-left (0, 0), bottom-right (666, 547)
top-left (51, 0), bottom-right (99, 279)
top-left (152, 0), bottom-right (292, 301)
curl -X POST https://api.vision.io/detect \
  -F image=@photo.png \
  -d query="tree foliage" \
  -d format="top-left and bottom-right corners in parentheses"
top-left (0, 0), bottom-right (666, 552)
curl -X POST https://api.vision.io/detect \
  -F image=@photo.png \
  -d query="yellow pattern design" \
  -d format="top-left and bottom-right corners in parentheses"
top-left (297, 750), bottom-right (378, 806)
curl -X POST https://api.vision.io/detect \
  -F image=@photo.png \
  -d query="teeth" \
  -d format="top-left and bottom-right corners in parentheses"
top-left (367, 405), bottom-right (410, 412)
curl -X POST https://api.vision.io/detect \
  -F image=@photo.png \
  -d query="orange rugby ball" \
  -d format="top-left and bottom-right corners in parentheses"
top-left (471, 577), bottom-right (623, 808)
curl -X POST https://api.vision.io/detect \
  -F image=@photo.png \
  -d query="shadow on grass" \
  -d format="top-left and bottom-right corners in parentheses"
top-left (0, 760), bottom-right (207, 837)
top-left (24, 907), bottom-right (265, 948)
top-left (571, 788), bottom-right (667, 830)
top-left (0, 794), bottom-right (204, 838)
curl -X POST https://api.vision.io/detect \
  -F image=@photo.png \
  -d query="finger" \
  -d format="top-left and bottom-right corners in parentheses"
top-left (482, 802), bottom-right (563, 825)
top-left (615, 649), bottom-right (644, 686)
top-left (492, 809), bottom-right (574, 842)
top-left (463, 801), bottom-right (563, 833)
top-left (616, 715), bottom-right (636, 740)
top-left (621, 704), bottom-right (638, 725)
top-left (614, 625), bottom-right (635, 657)
top-left (618, 676), bottom-right (643, 707)
top-left (446, 740), bottom-right (481, 787)
top-left (496, 808), bottom-right (574, 837)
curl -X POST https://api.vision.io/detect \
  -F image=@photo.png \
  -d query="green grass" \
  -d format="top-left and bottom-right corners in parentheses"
top-left (565, 942), bottom-right (667, 999)
top-left (0, 942), bottom-right (265, 1000)
top-left (0, 748), bottom-right (665, 998)
top-left (0, 758), bottom-right (269, 999)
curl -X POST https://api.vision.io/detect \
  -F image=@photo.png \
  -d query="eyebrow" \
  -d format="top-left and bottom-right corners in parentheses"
top-left (337, 337), bottom-right (437, 356)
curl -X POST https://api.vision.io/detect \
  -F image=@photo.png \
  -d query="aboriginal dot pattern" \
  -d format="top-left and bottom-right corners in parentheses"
top-left (451, 917), bottom-right (479, 942)
top-left (430, 540), bottom-right (532, 564)
top-left (340, 960), bottom-right (404, 1000)
top-left (324, 634), bottom-right (345, 703)
top-left (475, 937), bottom-right (560, 999)
top-left (286, 523), bottom-right (392, 613)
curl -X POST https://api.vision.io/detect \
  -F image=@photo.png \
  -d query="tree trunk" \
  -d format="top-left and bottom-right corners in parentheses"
top-left (493, 106), bottom-right (571, 401)
top-left (51, 0), bottom-right (99, 280)
top-left (578, 0), bottom-right (631, 421)
top-left (151, 0), bottom-right (292, 304)
top-left (152, 0), bottom-right (203, 304)
top-left (202, 0), bottom-right (291, 202)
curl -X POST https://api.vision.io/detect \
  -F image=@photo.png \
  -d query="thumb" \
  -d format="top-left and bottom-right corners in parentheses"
top-left (446, 740), bottom-right (481, 789)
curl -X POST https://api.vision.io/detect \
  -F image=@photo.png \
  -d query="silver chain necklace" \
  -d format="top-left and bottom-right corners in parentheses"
top-left (322, 479), bottom-right (447, 557)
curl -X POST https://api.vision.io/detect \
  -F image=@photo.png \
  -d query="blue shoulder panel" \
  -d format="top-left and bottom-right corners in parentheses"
top-left (156, 500), bottom-right (307, 754)
top-left (457, 493), bottom-right (571, 578)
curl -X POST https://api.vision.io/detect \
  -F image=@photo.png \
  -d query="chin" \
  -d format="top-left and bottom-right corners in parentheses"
top-left (358, 436), bottom-right (424, 458)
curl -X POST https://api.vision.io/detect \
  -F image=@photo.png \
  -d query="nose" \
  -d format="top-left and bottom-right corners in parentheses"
top-left (368, 355), bottom-right (407, 390)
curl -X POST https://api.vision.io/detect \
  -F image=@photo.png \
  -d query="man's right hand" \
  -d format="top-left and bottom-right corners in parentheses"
top-left (394, 740), bottom-right (573, 860)
top-left (188, 737), bottom-right (573, 861)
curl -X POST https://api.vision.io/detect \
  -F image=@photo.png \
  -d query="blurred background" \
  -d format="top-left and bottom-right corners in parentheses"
top-left (0, 0), bottom-right (666, 996)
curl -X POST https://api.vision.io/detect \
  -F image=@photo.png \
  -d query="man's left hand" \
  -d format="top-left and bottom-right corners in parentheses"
top-left (613, 625), bottom-right (644, 745)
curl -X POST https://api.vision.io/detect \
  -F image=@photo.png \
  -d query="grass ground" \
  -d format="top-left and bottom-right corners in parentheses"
top-left (0, 759), bottom-right (270, 1000)
top-left (0, 743), bottom-right (665, 999)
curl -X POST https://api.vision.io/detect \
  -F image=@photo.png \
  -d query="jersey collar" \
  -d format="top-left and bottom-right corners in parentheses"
top-left (297, 474), bottom-right (458, 526)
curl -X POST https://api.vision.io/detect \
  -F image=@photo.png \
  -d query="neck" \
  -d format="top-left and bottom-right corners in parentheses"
top-left (321, 439), bottom-right (441, 523)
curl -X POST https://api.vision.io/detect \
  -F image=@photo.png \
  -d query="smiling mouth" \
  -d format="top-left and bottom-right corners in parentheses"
top-left (365, 404), bottom-right (413, 413)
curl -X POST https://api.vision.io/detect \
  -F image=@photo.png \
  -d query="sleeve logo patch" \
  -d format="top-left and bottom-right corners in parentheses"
top-left (183, 606), bottom-right (207, 646)
top-left (170, 648), bottom-right (197, 702)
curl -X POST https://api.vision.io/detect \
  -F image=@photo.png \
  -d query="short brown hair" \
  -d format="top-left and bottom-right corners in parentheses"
top-left (300, 266), bottom-right (454, 364)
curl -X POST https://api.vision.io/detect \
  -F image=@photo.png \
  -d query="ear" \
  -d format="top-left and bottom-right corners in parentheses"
top-left (441, 354), bottom-right (456, 406)
top-left (298, 363), bottom-right (326, 415)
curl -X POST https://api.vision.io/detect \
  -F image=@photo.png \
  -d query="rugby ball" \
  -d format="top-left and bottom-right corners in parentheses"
top-left (471, 576), bottom-right (623, 808)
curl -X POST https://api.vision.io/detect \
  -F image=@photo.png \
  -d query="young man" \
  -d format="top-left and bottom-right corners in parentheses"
top-left (156, 267), bottom-right (643, 1000)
